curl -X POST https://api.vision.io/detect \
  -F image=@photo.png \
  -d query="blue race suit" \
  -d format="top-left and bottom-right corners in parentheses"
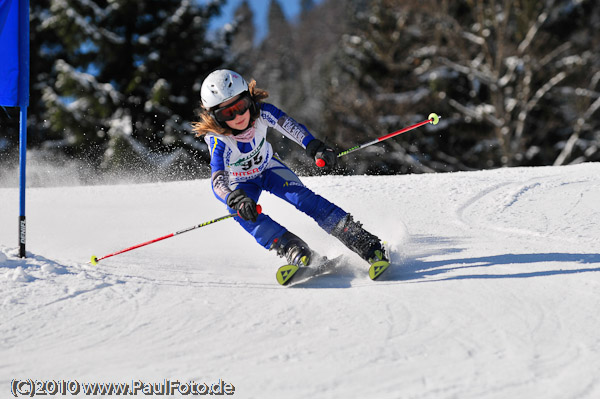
top-left (204, 103), bottom-right (347, 249)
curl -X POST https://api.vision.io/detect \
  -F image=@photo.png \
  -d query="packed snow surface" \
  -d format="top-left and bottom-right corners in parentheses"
top-left (1, 163), bottom-right (600, 398)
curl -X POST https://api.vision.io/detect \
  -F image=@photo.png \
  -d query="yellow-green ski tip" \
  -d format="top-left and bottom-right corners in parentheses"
top-left (369, 260), bottom-right (390, 280)
top-left (277, 264), bottom-right (299, 285)
top-left (90, 255), bottom-right (98, 265)
top-left (428, 113), bottom-right (440, 125)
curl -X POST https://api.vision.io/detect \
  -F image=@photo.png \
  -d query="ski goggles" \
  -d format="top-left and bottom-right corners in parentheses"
top-left (213, 94), bottom-right (253, 122)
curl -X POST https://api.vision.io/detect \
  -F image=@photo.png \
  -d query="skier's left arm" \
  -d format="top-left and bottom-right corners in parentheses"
top-left (261, 103), bottom-right (337, 169)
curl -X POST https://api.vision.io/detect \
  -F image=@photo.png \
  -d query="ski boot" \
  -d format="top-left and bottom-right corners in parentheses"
top-left (271, 231), bottom-right (313, 267)
top-left (272, 232), bottom-right (313, 285)
top-left (332, 214), bottom-right (390, 279)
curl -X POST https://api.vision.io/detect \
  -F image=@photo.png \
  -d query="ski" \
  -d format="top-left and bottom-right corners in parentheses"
top-left (368, 259), bottom-right (391, 280)
top-left (276, 255), bottom-right (344, 286)
top-left (369, 242), bottom-right (392, 280)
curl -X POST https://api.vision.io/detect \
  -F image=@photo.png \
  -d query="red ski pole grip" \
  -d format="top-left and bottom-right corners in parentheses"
top-left (256, 204), bottom-right (262, 214)
top-left (315, 158), bottom-right (326, 168)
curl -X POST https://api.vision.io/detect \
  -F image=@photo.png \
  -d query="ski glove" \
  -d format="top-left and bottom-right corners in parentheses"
top-left (306, 139), bottom-right (337, 170)
top-left (227, 189), bottom-right (259, 222)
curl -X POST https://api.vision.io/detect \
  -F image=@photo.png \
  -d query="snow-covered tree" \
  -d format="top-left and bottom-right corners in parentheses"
top-left (41, 0), bottom-right (228, 177)
top-left (231, 0), bottom-right (254, 56)
top-left (320, 0), bottom-right (599, 172)
top-left (427, 0), bottom-right (599, 167)
top-left (323, 0), bottom-right (451, 174)
top-left (1, 0), bottom-right (68, 155)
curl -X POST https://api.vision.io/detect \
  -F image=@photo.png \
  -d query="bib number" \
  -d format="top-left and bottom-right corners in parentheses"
top-left (241, 153), bottom-right (263, 170)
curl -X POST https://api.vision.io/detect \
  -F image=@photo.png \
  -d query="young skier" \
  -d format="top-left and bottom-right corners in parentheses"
top-left (192, 69), bottom-right (389, 282)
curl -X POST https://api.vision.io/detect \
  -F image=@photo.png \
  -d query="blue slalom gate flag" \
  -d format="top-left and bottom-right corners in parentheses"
top-left (0, 0), bottom-right (30, 258)
top-left (0, 0), bottom-right (29, 107)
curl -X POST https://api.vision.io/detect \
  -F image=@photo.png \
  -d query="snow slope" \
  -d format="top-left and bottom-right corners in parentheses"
top-left (1, 163), bottom-right (600, 398)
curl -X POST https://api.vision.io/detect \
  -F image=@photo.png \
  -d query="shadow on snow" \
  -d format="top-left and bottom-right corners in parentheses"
top-left (392, 234), bottom-right (600, 282)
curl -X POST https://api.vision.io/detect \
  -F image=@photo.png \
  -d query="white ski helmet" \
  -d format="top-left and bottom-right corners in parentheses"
top-left (201, 69), bottom-right (249, 109)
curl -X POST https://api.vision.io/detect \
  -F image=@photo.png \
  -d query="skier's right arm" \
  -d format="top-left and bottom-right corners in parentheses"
top-left (206, 136), bottom-right (231, 202)
top-left (206, 136), bottom-right (258, 221)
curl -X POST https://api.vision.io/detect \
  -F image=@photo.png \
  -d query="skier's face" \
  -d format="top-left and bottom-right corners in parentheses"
top-left (217, 95), bottom-right (251, 131)
top-left (226, 109), bottom-right (250, 130)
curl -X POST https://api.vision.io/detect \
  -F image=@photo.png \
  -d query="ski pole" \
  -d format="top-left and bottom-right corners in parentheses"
top-left (316, 113), bottom-right (440, 167)
top-left (89, 205), bottom-right (262, 265)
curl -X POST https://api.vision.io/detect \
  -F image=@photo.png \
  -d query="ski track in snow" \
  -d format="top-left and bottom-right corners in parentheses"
top-left (1, 163), bottom-right (600, 399)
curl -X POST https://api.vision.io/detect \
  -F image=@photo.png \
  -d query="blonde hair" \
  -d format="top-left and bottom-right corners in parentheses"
top-left (192, 79), bottom-right (268, 137)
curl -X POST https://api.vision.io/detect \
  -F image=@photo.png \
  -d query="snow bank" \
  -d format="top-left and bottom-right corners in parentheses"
top-left (1, 163), bottom-right (599, 398)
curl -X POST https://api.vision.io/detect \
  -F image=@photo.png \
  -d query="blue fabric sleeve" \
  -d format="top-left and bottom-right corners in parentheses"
top-left (207, 136), bottom-right (231, 202)
top-left (260, 103), bottom-right (316, 148)
top-left (208, 136), bottom-right (226, 173)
